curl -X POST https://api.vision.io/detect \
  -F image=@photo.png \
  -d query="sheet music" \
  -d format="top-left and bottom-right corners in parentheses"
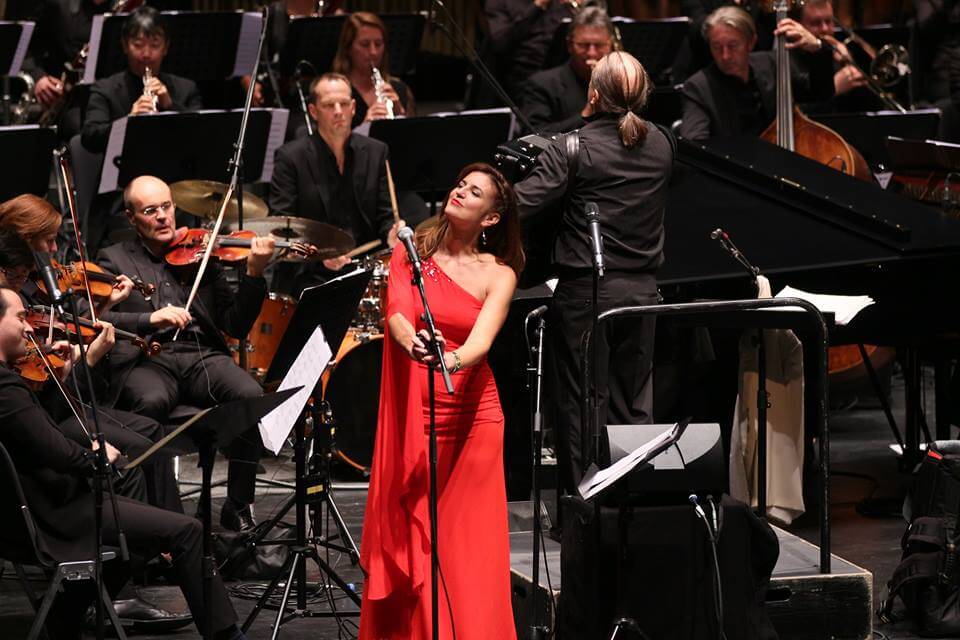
top-left (255, 107), bottom-right (290, 183)
top-left (3, 21), bottom-right (34, 76)
top-left (232, 12), bottom-right (264, 78)
top-left (98, 115), bottom-right (128, 193)
top-left (82, 15), bottom-right (105, 84)
top-left (259, 326), bottom-right (332, 455)
top-left (775, 285), bottom-right (875, 326)
top-left (577, 421), bottom-right (681, 500)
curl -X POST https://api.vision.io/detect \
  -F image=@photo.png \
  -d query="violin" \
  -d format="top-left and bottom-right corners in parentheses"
top-left (29, 305), bottom-right (161, 356)
top-left (35, 259), bottom-right (155, 303)
top-left (164, 228), bottom-right (317, 267)
top-left (13, 346), bottom-right (66, 390)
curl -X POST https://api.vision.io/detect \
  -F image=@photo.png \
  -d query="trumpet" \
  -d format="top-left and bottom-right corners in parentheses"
top-left (371, 65), bottom-right (395, 120)
top-left (142, 66), bottom-right (158, 111)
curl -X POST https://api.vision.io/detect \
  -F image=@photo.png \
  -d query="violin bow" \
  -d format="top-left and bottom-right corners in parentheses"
top-left (173, 179), bottom-right (236, 341)
top-left (55, 149), bottom-right (98, 323)
top-left (25, 333), bottom-right (91, 442)
top-left (385, 159), bottom-right (401, 224)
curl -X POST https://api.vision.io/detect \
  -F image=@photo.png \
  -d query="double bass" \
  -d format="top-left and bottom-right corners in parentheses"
top-left (760, 0), bottom-right (889, 378)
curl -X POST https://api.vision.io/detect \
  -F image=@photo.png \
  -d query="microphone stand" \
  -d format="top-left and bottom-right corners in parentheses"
top-left (293, 61), bottom-right (315, 136)
top-left (711, 229), bottom-right (768, 517)
top-left (524, 307), bottom-right (548, 640)
top-left (407, 251), bottom-right (454, 640)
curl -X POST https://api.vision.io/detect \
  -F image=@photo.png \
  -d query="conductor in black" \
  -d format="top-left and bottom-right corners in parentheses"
top-left (515, 51), bottom-right (673, 494)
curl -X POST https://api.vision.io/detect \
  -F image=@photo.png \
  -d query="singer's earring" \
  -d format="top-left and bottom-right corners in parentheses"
top-left (481, 229), bottom-right (487, 245)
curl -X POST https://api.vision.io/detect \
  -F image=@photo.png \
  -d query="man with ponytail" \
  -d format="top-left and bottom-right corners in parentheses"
top-left (516, 51), bottom-right (674, 496)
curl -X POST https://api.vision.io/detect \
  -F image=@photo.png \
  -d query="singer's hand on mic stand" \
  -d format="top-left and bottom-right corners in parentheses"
top-left (410, 328), bottom-right (446, 364)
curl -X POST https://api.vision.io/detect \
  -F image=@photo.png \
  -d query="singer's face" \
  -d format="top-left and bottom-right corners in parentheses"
top-left (125, 177), bottom-right (177, 247)
top-left (123, 32), bottom-right (169, 77)
top-left (444, 172), bottom-right (500, 229)
top-left (707, 25), bottom-right (755, 81)
top-left (0, 290), bottom-right (32, 363)
top-left (800, 4), bottom-right (834, 38)
top-left (350, 26), bottom-right (386, 71)
top-left (309, 78), bottom-right (355, 138)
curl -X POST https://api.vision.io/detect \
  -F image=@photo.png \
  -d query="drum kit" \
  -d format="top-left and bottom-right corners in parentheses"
top-left (171, 179), bottom-right (391, 476)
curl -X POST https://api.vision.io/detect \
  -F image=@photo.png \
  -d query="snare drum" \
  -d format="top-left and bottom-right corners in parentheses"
top-left (353, 250), bottom-right (391, 331)
top-left (228, 292), bottom-right (296, 377)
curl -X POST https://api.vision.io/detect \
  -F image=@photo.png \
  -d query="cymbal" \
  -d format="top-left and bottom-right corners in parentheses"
top-left (228, 216), bottom-right (355, 260)
top-left (170, 180), bottom-right (269, 220)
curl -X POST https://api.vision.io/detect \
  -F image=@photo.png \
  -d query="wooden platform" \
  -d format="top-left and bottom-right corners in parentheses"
top-left (509, 526), bottom-right (873, 640)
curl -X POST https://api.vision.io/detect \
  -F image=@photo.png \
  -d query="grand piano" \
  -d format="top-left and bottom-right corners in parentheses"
top-left (492, 134), bottom-right (960, 499)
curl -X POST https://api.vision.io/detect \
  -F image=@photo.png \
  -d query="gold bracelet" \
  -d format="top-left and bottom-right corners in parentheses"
top-left (451, 350), bottom-right (462, 373)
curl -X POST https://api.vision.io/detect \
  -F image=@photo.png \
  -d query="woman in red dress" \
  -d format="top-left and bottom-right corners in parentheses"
top-left (359, 163), bottom-right (525, 640)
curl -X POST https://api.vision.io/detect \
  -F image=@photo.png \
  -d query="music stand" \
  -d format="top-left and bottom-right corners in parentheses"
top-left (98, 108), bottom-right (288, 193)
top-left (0, 20), bottom-right (32, 76)
top-left (366, 112), bottom-right (513, 207)
top-left (83, 11), bottom-right (263, 84)
top-left (278, 13), bottom-right (424, 77)
top-left (812, 109), bottom-right (940, 168)
top-left (0, 125), bottom-right (56, 200)
top-left (885, 136), bottom-right (960, 173)
top-left (124, 388), bottom-right (302, 640)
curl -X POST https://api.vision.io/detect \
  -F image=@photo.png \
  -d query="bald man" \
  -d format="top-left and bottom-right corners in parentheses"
top-left (96, 176), bottom-right (275, 531)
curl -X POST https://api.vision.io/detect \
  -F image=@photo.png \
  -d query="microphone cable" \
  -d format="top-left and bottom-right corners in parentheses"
top-left (689, 494), bottom-right (727, 640)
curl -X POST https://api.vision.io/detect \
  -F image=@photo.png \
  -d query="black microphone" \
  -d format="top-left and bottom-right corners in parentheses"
top-left (34, 251), bottom-right (66, 312)
top-left (526, 304), bottom-right (548, 320)
top-left (585, 202), bottom-right (604, 278)
top-left (293, 59), bottom-right (316, 80)
top-left (397, 226), bottom-right (422, 275)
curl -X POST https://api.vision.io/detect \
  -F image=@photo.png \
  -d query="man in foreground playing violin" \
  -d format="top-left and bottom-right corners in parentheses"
top-left (0, 285), bottom-right (252, 640)
top-left (98, 175), bottom-right (275, 531)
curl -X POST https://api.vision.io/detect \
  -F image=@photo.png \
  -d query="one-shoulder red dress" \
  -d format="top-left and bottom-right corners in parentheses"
top-left (359, 245), bottom-right (516, 640)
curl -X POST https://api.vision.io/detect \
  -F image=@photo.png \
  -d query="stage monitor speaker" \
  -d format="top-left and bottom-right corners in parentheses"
top-left (603, 423), bottom-right (726, 503)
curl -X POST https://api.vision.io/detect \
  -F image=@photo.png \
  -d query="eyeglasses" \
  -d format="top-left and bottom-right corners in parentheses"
top-left (571, 40), bottom-right (612, 52)
top-left (137, 201), bottom-right (175, 217)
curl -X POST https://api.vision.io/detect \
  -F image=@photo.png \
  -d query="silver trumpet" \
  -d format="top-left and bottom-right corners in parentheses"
top-left (142, 66), bottom-right (158, 111)
top-left (371, 64), bottom-right (395, 120)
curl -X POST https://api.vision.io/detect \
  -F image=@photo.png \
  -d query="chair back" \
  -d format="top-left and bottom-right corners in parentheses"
top-left (0, 441), bottom-right (51, 567)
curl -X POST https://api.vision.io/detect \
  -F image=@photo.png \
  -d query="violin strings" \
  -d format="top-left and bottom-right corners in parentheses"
top-left (26, 333), bottom-right (91, 442)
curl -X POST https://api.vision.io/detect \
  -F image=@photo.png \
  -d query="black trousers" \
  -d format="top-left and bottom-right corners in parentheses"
top-left (549, 272), bottom-right (658, 494)
top-left (59, 406), bottom-right (182, 513)
top-left (118, 341), bottom-right (264, 505)
top-left (49, 496), bottom-right (237, 639)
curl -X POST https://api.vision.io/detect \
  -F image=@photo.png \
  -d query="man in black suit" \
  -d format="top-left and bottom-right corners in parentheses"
top-left (0, 286), bottom-right (248, 640)
top-left (97, 176), bottom-right (275, 531)
top-left (521, 6), bottom-right (615, 133)
top-left (679, 5), bottom-right (834, 140)
top-left (81, 5), bottom-right (202, 153)
top-left (269, 72), bottom-right (402, 285)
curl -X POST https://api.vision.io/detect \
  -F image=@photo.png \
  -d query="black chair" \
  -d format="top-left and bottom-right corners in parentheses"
top-left (0, 441), bottom-right (128, 640)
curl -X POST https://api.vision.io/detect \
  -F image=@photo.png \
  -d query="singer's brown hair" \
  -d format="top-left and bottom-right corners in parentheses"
top-left (415, 163), bottom-right (525, 277)
top-left (0, 194), bottom-right (62, 248)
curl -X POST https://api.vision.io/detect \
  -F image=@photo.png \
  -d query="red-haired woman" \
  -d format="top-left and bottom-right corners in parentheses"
top-left (360, 163), bottom-right (523, 639)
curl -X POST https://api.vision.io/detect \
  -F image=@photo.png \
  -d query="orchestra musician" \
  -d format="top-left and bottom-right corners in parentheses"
top-left (332, 11), bottom-right (415, 127)
top-left (521, 6), bottom-right (616, 134)
top-left (515, 51), bottom-right (673, 494)
top-left (96, 176), bottom-right (275, 532)
top-left (679, 5), bottom-right (835, 140)
top-left (0, 286), bottom-right (250, 640)
top-left (269, 72), bottom-right (404, 287)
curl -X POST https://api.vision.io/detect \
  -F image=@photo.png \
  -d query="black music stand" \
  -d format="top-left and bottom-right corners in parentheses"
top-left (0, 20), bottom-right (32, 75)
top-left (124, 389), bottom-right (301, 640)
top-left (83, 11), bottom-right (263, 83)
top-left (367, 112), bottom-right (513, 208)
top-left (278, 13), bottom-right (424, 77)
top-left (0, 125), bottom-right (56, 200)
top-left (885, 136), bottom-right (960, 173)
top-left (812, 109), bottom-right (940, 169)
top-left (98, 108), bottom-right (287, 193)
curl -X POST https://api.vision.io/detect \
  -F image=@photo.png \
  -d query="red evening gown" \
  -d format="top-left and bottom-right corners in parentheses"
top-left (359, 245), bottom-right (517, 640)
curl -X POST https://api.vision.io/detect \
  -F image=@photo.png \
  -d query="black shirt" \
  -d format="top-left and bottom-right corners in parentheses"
top-left (310, 135), bottom-right (362, 237)
top-left (722, 68), bottom-right (769, 137)
top-left (515, 114), bottom-right (674, 275)
top-left (350, 79), bottom-right (412, 129)
top-left (21, 0), bottom-right (109, 81)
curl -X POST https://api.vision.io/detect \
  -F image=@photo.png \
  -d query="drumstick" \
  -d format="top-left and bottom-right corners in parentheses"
top-left (385, 159), bottom-right (400, 224)
top-left (346, 239), bottom-right (382, 259)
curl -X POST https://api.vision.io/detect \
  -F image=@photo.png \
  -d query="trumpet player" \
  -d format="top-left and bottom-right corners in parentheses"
top-left (81, 6), bottom-right (203, 153)
top-left (331, 11), bottom-right (415, 127)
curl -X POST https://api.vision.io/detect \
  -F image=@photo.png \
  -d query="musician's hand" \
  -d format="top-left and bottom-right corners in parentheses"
top-left (775, 19), bottom-right (821, 53)
top-left (246, 236), bottom-right (276, 278)
top-left (102, 275), bottom-right (135, 311)
top-left (145, 77), bottom-right (172, 109)
top-left (835, 64), bottom-right (868, 95)
top-left (92, 439), bottom-right (122, 465)
top-left (130, 94), bottom-right (157, 115)
top-left (86, 321), bottom-right (115, 367)
top-left (387, 219), bottom-right (406, 249)
top-left (381, 83), bottom-right (404, 115)
top-left (150, 305), bottom-right (192, 329)
top-left (413, 329), bottom-right (446, 364)
top-left (35, 75), bottom-right (64, 107)
top-left (46, 339), bottom-right (77, 380)
top-left (322, 255), bottom-right (351, 271)
top-left (364, 101), bottom-right (392, 122)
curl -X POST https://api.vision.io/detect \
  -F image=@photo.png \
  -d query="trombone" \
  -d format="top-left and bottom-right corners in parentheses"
top-left (830, 17), bottom-right (910, 113)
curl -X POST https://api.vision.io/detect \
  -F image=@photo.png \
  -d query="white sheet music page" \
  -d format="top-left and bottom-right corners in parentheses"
top-left (775, 285), bottom-right (875, 326)
top-left (577, 422), bottom-right (681, 500)
top-left (258, 326), bottom-right (332, 455)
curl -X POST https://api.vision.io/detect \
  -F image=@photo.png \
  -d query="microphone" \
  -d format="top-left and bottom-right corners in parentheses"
top-left (710, 228), bottom-right (727, 241)
top-left (526, 305), bottom-right (548, 320)
top-left (585, 202), bottom-right (604, 278)
top-left (293, 59), bottom-right (317, 80)
top-left (34, 251), bottom-right (66, 312)
top-left (397, 226), bottom-right (422, 275)
top-left (688, 493), bottom-right (708, 521)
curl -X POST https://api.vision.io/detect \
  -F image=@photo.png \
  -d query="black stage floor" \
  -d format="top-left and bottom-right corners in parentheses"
top-left (0, 367), bottom-right (945, 639)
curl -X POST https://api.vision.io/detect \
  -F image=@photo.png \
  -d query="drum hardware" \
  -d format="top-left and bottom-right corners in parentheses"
top-left (169, 179), bottom-right (271, 221)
